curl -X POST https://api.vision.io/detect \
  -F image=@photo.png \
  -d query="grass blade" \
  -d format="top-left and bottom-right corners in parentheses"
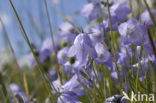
top-left (44, 0), bottom-right (63, 86)
top-left (107, 0), bottom-right (123, 92)
top-left (9, 0), bottom-right (55, 102)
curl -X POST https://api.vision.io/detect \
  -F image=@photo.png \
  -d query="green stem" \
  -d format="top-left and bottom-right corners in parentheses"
top-left (9, 0), bottom-right (55, 102)
top-left (44, 0), bottom-right (63, 86)
top-left (135, 46), bottom-right (143, 93)
top-left (144, 0), bottom-right (156, 28)
top-left (107, 0), bottom-right (122, 91)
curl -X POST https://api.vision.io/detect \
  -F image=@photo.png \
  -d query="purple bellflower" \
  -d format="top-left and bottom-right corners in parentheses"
top-left (95, 43), bottom-right (113, 70)
top-left (110, 1), bottom-right (131, 22)
top-left (61, 74), bottom-right (85, 96)
top-left (59, 22), bottom-right (78, 43)
top-left (49, 69), bottom-right (58, 81)
top-left (81, 3), bottom-right (100, 21)
top-left (57, 47), bottom-right (69, 65)
top-left (29, 38), bottom-right (57, 66)
top-left (57, 91), bottom-right (81, 103)
top-left (118, 18), bottom-right (148, 46)
top-left (140, 8), bottom-right (156, 26)
top-left (67, 33), bottom-right (97, 66)
top-left (89, 24), bottom-right (105, 44)
top-left (8, 83), bottom-right (29, 103)
top-left (103, 13), bottom-right (119, 32)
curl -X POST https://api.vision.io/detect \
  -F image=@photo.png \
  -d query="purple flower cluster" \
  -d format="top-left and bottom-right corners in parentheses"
top-left (27, 1), bottom-right (156, 102)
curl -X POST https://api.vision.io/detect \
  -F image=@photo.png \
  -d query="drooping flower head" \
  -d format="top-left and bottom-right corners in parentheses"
top-left (81, 3), bottom-right (100, 21)
top-left (95, 43), bottom-right (113, 70)
top-left (57, 47), bottom-right (69, 65)
top-left (61, 74), bottom-right (85, 96)
top-left (57, 91), bottom-right (81, 103)
top-left (140, 8), bottom-right (156, 26)
top-left (59, 22), bottom-right (78, 43)
top-left (68, 33), bottom-right (97, 66)
top-left (29, 38), bottom-right (57, 66)
top-left (118, 18), bottom-right (148, 46)
top-left (110, 1), bottom-right (131, 22)
top-left (89, 24), bottom-right (105, 44)
top-left (103, 13), bottom-right (119, 32)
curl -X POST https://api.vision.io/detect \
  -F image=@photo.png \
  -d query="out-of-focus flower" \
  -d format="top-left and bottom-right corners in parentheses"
top-left (59, 22), bottom-right (78, 43)
top-left (81, 3), bottom-right (100, 21)
top-left (49, 69), bottom-right (58, 81)
top-left (89, 24), bottom-right (105, 44)
top-left (117, 46), bottom-right (132, 68)
top-left (110, 1), bottom-right (131, 22)
top-left (51, 79), bottom-right (66, 94)
top-left (57, 47), bottom-right (69, 65)
top-left (29, 38), bottom-right (57, 66)
top-left (68, 33), bottom-right (97, 66)
top-left (9, 83), bottom-right (22, 93)
top-left (118, 18), bottom-right (148, 46)
top-left (61, 74), bottom-right (85, 96)
top-left (103, 14), bottom-right (119, 31)
top-left (57, 91), bottom-right (81, 103)
top-left (111, 69), bottom-right (127, 83)
top-left (95, 43), bottom-right (113, 70)
top-left (105, 95), bottom-right (126, 103)
top-left (140, 8), bottom-right (156, 26)
top-left (8, 83), bottom-right (29, 103)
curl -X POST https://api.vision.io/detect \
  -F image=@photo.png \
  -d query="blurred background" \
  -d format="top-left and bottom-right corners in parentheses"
top-left (0, 0), bottom-right (156, 69)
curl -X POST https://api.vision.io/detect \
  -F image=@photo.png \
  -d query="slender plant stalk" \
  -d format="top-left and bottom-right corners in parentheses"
top-left (43, 0), bottom-right (63, 86)
top-left (9, 0), bottom-right (55, 102)
top-left (145, 24), bottom-right (156, 58)
top-left (23, 73), bottom-right (29, 96)
top-left (107, 0), bottom-right (122, 91)
top-left (144, 0), bottom-right (156, 28)
top-left (135, 46), bottom-right (143, 93)
top-left (8, 86), bottom-right (17, 103)
top-left (0, 18), bottom-right (23, 82)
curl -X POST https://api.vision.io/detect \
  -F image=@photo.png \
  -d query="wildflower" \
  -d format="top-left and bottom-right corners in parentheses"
top-left (111, 69), bottom-right (127, 83)
top-left (117, 46), bottom-right (132, 68)
top-left (81, 3), bottom-right (99, 21)
top-left (67, 33), bottom-right (97, 66)
top-left (95, 43), bottom-right (113, 70)
top-left (103, 13), bottom-right (119, 31)
top-left (105, 95), bottom-right (127, 103)
top-left (51, 79), bottom-right (66, 94)
top-left (57, 91), bottom-right (81, 103)
top-left (8, 83), bottom-right (29, 103)
top-left (49, 69), bottom-right (58, 81)
top-left (118, 18), bottom-right (148, 46)
top-left (29, 38), bottom-right (57, 66)
top-left (57, 47), bottom-right (69, 65)
top-left (89, 24), bottom-right (105, 44)
top-left (61, 74), bottom-right (85, 96)
top-left (110, 1), bottom-right (131, 22)
top-left (140, 8), bottom-right (156, 26)
top-left (9, 83), bottom-right (22, 93)
top-left (59, 22), bottom-right (78, 43)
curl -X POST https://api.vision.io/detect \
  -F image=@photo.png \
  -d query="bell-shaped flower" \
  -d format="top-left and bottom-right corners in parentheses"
top-left (81, 3), bottom-right (100, 21)
top-left (59, 22), bottom-right (78, 43)
top-left (140, 8), bottom-right (156, 26)
top-left (68, 33), bottom-right (97, 66)
top-left (118, 18), bottom-right (148, 46)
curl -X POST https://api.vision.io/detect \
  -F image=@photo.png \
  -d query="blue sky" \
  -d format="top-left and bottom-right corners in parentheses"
top-left (0, 0), bottom-right (88, 57)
